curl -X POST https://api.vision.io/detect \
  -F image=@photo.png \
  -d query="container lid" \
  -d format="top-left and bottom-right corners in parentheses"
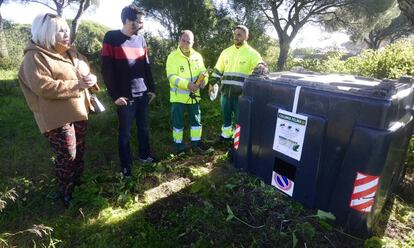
top-left (265, 72), bottom-right (413, 100)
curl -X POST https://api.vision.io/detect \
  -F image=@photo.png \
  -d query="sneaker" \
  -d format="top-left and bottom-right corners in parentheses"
top-left (122, 168), bottom-right (132, 179)
top-left (138, 154), bottom-right (158, 164)
top-left (62, 194), bottom-right (72, 207)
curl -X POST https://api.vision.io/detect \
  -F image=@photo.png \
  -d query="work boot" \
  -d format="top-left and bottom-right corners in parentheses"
top-left (214, 135), bottom-right (232, 145)
top-left (173, 143), bottom-right (190, 155)
top-left (192, 141), bottom-right (213, 154)
top-left (227, 148), bottom-right (234, 163)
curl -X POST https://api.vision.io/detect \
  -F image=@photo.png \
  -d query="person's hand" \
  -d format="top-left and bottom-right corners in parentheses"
top-left (252, 62), bottom-right (269, 76)
top-left (208, 84), bottom-right (214, 94)
top-left (208, 84), bottom-right (219, 101)
top-left (114, 97), bottom-right (129, 106)
top-left (147, 92), bottom-right (156, 104)
top-left (188, 83), bottom-right (199, 93)
top-left (78, 73), bottom-right (97, 89)
top-left (199, 79), bottom-right (205, 89)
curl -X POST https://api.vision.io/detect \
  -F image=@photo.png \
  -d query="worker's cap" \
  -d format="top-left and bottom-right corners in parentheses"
top-left (234, 25), bottom-right (249, 37)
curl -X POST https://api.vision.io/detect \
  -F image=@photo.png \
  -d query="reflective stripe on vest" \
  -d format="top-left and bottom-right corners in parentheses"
top-left (170, 88), bottom-right (191, 95)
top-left (221, 72), bottom-right (248, 87)
top-left (221, 80), bottom-right (244, 87)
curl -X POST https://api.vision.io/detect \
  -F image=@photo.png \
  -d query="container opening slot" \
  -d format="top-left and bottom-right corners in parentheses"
top-left (274, 157), bottom-right (297, 181)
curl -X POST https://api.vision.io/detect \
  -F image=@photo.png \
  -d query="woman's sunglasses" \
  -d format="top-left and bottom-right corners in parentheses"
top-left (42, 13), bottom-right (59, 24)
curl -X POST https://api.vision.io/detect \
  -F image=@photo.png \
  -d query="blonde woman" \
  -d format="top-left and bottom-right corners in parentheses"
top-left (18, 13), bottom-right (97, 206)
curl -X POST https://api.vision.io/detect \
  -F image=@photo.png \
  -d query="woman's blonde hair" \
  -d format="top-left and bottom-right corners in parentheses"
top-left (31, 13), bottom-right (70, 50)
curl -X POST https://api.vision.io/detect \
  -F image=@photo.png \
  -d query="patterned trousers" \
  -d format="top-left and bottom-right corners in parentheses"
top-left (44, 121), bottom-right (87, 197)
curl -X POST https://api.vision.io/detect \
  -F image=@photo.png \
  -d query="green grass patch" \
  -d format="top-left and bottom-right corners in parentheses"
top-left (1, 68), bottom-right (413, 247)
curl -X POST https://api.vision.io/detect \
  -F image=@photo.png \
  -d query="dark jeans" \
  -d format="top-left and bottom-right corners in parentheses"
top-left (117, 94), bottom-right (150, 172)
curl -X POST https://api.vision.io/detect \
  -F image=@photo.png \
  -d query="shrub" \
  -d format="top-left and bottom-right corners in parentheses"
top-left (292, 40), bottom-right (414, 79)
top-left (73, 20), bottom-right (109, 68)
top-left (0, 22), bottom-right (30, 70)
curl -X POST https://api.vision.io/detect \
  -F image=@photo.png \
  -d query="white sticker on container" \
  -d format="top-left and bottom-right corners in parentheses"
top-left (273, 109), bottom-right (308, 161)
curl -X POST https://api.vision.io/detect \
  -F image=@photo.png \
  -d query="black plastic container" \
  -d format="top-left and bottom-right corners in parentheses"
top-left (234, 72), bottom-right (414, 236)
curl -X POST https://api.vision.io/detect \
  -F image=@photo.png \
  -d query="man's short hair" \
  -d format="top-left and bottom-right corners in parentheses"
top-left (234, 24), bottom-right (249, 37)
top-left (180, 30), bottom-right (194, 41)
top-left (31, 13), bottom-right (70, 50)
top-left (121, 4), bottom-right (146, 24)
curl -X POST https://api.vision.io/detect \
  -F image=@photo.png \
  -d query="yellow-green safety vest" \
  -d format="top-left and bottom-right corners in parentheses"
top-left (212, 42), bottom-right (263, 97)
top-left (166, 47), bottom-right (208, 103)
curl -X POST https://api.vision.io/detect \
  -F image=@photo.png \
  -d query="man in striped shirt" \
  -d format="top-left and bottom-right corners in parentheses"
top-left (101, 5), bottom-right (157, 178)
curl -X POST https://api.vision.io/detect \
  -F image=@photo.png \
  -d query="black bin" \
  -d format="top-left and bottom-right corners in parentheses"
top-left (234, 72), bottom-right (414, 236)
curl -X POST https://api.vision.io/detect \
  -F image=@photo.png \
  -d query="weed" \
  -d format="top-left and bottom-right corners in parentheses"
top-left (1, 68), bottom-right (414, 247)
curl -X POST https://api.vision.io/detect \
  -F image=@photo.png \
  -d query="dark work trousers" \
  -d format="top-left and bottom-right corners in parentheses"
top-left (220, 95), bottom-right (239, 139)
top-left (117, 94), bottom-right (150, 174)
top-left (44, 120), bottom-right (87, 197)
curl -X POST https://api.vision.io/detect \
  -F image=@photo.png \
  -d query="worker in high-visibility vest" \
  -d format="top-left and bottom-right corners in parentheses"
top-left (210, 25), bottom-right (264, 141)
top-left (166, 30), bottom-right (210, 154)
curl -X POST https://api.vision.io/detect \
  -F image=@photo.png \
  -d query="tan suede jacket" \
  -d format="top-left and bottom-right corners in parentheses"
top-left (18, 41), bottom-right (92, 133)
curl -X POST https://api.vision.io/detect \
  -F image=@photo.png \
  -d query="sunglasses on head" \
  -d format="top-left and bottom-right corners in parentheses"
top-left (42, 13), bottom-right (59, 24)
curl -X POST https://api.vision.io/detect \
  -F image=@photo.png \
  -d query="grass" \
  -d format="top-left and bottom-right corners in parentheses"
top-left (1, 68), bottom-right (413, 247)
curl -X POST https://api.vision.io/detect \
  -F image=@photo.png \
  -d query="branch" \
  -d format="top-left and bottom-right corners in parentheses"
top-left (258, 2), bottom-right (275, 26)
top-left (275, 0), bottom-right (283, 9)
top-left (270, 2), bottom-right (283, 35)
top-left (26, 0), bottom-right (57, 12)
top-left (287, 0), bottom-right (297, 22)
top-left (73, 0), bottom-right (88, 21)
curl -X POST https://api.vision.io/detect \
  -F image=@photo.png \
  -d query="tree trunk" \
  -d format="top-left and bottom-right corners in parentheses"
top-left (364, 40), bottom-right (382, 50)
top-left (277, 42), bottom-right (290, 72)
top-left (397, 0), bottom-right (414, 27)
top-left (0, 0), bottom-right (9, 59)
top-left (70, 0), bottom-right (90, 43)
top-left (364, 32), bottom-right (383, 50)
top-left (70, 19), bottom-right (79, 43)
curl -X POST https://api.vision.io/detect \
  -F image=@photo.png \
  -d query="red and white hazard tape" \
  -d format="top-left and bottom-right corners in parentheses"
top-left (349, 172), bottom-right (379, 213)
top-left (234, 124), bottom-right (240, 150)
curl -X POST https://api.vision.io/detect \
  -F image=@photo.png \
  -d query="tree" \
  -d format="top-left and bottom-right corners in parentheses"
top-left (231, 0), bottom-right (356, 71)
top-left (13, 0), bottom-right (100, 42)
top-left (0, 0), bottom-right (9, 58)
top-left (70, 0), bottom-right (96, 42)
top-left (323, 0), bottom-right (410, 50)
top-left (364, 14), bottom-right (412, 49)
top-left (133, 0), bottom-right (238, 67)
top-left (133, 0), bottom-right (217, 44)
top-left (19, 0), bottom-right (75, 16)
top-left (397, 0), bottom-right (414, 27)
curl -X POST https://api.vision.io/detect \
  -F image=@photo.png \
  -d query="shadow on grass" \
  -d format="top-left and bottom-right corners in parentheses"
top-left (0, 75), bottom-right (407, 247)
top-left (373, 167), bottom-right (414, 244)
top-left (1, 145), bottom-right (368, 248)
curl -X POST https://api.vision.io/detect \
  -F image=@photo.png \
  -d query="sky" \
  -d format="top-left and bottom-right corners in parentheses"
top-left (1, 0), bottom-right (349, 49)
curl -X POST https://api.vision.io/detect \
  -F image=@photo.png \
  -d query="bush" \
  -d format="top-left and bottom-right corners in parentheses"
top-left (74, 20), bottom-right (109, 68)
top-left (292, 40), bottom-right (414, 79)
top-left (0, 22), bottom-right (31, 70)
top-left (349, 40), bottom-right (414, 79)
